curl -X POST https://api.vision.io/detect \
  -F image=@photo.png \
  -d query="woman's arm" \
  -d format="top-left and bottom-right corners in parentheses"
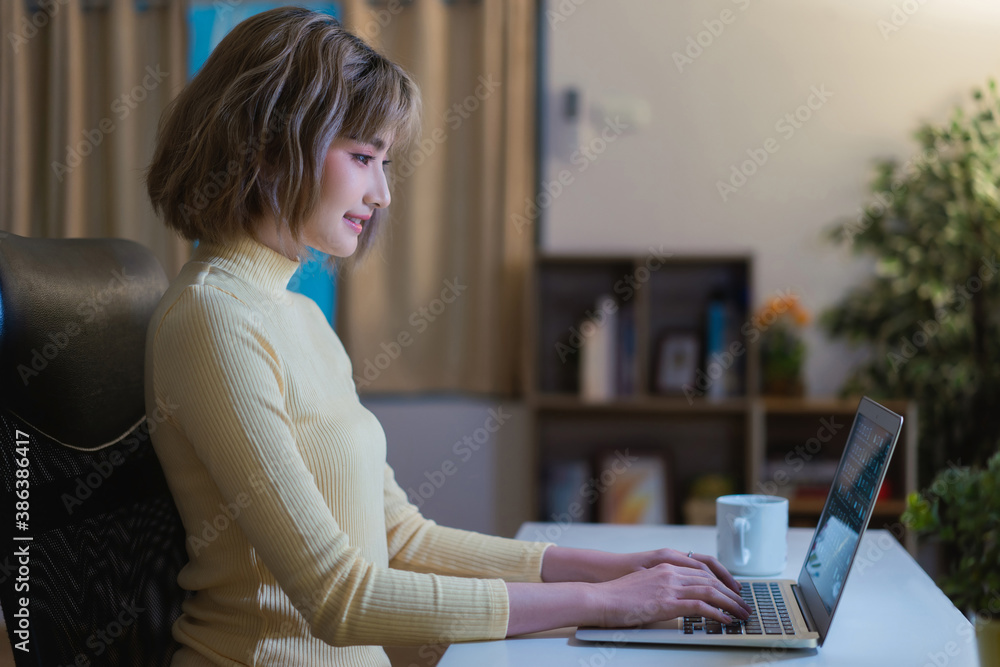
top-left (383, 465), bottom-right (553, 583)
top-left (379, 450), bottom-right (748, 633)
top-left (380, 467), bottom-right (748, 635)
top-left (540, 545), bottom-right (743, 591)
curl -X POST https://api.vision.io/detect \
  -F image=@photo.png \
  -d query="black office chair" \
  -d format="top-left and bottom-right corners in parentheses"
top-left (0, 232), bottom-right (190, 666)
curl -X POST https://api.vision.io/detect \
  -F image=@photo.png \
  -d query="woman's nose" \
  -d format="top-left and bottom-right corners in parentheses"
top-left (366, 167), bottom-right (391, 209)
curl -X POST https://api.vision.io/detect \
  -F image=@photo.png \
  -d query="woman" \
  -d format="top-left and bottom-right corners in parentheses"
top-left (144, 7), bottom-right (750, 666)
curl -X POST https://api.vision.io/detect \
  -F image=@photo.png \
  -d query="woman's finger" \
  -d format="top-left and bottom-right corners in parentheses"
top-left (673, 557), bottom-right (746, 604)
top-left (682, 599), bottom-right (738, 625)
top-left (690, 552), bottom-right (742, 593)
top-left (670, 559), bottom-right (748, 609)
top-left (676, 574), bottom-right (751, 614)
top-left (677, 584), bottom-right (750, 621)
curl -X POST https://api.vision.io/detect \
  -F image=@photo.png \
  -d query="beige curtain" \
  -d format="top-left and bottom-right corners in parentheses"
top-left (338, 0), bottom-right (536, 396)
top-left (0, 0), bottom-right (191, 279)
top-left (1, 0), bottom-right (535, 393)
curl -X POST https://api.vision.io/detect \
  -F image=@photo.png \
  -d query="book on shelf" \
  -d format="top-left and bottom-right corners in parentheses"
top-left (543, 459), bottom-right (594, 522)
top-left (579, 295), bottom-right (617, 402)
top-left (703, 290), bottom-right (746, 399)
top-left (616, 304), bottom-right (635, 396)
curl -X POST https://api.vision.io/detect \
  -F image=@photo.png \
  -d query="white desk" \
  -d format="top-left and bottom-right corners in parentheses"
top-left (438, 523), bottom-right (977, 667)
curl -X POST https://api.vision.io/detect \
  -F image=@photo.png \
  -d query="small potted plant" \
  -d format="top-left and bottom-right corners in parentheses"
top-left (902, 449), bottom-right (1000, 665)
top-left (756, 292), bottom-right (810, 396)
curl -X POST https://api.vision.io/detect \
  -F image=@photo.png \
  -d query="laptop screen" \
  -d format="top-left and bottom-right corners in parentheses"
top-left (802, 411), bottom-right (896, 614)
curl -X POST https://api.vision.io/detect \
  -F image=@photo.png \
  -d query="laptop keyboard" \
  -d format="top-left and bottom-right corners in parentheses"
top-left (683, 582), bottom-right (795, 636)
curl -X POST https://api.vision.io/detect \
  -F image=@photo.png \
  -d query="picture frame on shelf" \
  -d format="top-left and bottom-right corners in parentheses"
top-left (595, 449), bottom-right (671, 524)
top-left (653, 331), bottom-right (700, 395)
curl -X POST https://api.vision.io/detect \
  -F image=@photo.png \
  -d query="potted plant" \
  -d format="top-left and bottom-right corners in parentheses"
top-left (821, 80), bottom-right (1000, 484)
top-left (757, 292), bottom-right (810, 396)
top-left (902, 449), bottom-right (1000, 664)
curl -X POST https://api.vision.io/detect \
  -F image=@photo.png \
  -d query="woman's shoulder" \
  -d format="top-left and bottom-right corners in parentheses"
top-left (147, 277), bottom-right (260, 346)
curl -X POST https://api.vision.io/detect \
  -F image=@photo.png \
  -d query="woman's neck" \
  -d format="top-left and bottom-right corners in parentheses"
top-left (252, 217), bottom-right (301, 261)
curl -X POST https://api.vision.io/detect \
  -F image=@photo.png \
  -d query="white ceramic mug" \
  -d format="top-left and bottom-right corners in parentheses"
top-left (716, 494), bottom-right (788, 576)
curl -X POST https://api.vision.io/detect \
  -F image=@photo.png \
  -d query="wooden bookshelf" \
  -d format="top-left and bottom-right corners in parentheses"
top-left (529, 394), bottom-right (749, 415)
top-left (527, 253), bottom-right (756, 527)
top-left (526, 253), bottom-right (919, 555)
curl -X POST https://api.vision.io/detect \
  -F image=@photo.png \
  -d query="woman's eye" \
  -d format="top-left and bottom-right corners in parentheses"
top-left (354, 154), bottom-right (373, 166)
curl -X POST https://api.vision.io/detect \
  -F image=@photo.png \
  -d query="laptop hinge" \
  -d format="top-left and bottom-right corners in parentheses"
top-left (791, 584), bottom-right (818, 634)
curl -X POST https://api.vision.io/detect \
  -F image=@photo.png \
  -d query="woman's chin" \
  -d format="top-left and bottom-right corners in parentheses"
top-left (307, 238), bottom-right (357, 259)
top-left (328, 244), bottom-right (357, 259)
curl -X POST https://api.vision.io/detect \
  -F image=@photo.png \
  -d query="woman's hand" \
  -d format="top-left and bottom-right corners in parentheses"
top-left (592, 561), bottom-right (751, 627)
top-left (506, 546), bottom-right (751, 636)
top-left (541, 545), bottom-right (743, 595)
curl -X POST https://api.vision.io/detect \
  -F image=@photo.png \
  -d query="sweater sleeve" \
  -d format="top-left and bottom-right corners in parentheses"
top-left (151, 286), bottom-right (514, 646)
top-left (384, 465), bottom-right (553, 582)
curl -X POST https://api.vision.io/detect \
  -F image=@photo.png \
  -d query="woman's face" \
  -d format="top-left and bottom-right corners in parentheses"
top-left (301, 135), bottom-right (392, 258)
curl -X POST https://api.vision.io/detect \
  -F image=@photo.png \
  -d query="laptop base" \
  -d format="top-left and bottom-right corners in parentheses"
top-left (575, 579), bottom-right (820, 649)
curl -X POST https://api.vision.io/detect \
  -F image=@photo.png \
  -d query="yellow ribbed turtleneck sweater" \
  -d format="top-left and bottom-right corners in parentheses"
top-left (143, 235), bottom-right (552, 666)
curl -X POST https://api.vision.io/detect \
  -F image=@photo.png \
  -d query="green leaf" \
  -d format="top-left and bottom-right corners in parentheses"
top-left (821, 79), bottom-right (1000, 611)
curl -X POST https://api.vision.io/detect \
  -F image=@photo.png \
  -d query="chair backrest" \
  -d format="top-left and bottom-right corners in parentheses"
top-left (0, 232), bottom-right (190, 666)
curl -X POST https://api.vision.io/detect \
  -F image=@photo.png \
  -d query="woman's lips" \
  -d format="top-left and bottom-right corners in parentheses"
top-left (344, 217), bottom-right (363, 234)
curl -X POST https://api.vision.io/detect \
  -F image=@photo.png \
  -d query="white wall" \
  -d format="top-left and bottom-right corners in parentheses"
top-left (541, 0), bottom-right (1000, 395)
top-left (369, 1), bottom-right (1000, 537)
top-left (363, 396), bottom-right (534, 537)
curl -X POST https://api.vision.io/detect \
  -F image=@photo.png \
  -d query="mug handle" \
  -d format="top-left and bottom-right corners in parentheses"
top-left (733, 516), bottom-right (750, 566)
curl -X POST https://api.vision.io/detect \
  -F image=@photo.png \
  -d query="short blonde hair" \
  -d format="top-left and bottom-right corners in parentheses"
top-left (146, 6), bottom-right (421, 262)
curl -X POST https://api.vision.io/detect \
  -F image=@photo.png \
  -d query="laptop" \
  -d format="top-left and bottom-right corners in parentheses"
top-left (575, 396), bottom-right (904, 649)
